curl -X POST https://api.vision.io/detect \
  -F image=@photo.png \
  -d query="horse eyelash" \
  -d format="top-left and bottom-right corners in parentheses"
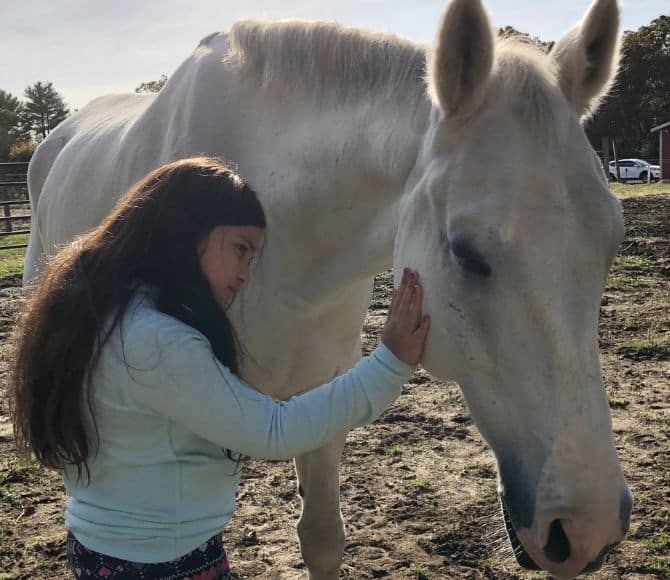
top-left (458, 256), bottom-right (492, 278)
top-left (442, 232), bottom-right (492, 278)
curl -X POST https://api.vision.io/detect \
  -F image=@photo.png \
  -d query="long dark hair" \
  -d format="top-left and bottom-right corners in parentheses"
top-left (11, 157), bottom-right (266, 477)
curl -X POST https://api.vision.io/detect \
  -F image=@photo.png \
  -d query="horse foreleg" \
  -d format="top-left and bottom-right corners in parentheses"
top-left (294, 433), bottom-right (347, 580)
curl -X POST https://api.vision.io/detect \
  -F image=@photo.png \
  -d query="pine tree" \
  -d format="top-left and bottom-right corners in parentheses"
top-left (23, 81), bottom-right (70, 139)
top-left (0, 89), bottom-right (24, 159)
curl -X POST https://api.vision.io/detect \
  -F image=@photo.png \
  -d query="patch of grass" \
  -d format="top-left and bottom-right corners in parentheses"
top-left (609, 398), bottom-right (630, 409)
top-left (615, 256), bottom-right (655, 270)
top-left (648, 558), bottom-right (670, 575)
top-left (12, 457), bottom-right (42, 481)
top-left (0, 232), bottom-right (29, 248)
top-left (0, 231), bottom-right (26, 277)
top-left (646, 531), bottom-right (670, 554)
top-left (456, 466), bottom-right (471, 478)
top-left (0, 249), bottom-right (24, 277)
top-left (0, 484), bottom-right (19, 507)
top-left (385, 444), bottom-right (403, 458)
top-left (414, 478), bottom-right (432, 491)
top-left (8, 456), bottom-right (42, 481)
top-left (410, 562), bottom-right (430, 580)
top-left (616, 327), bottom-right (670, 359)
top-left (606, 275), bottom-right (646, 292)
top-left (635, 493), bottom-right (651, 505)
top-left (619, 316), bottom-right (640, 331)
top-left (0, 456), bottom-right (42, 512)
top-left (610, 182), bottom-right (670, 198)
top-left (0, 229), bottom-right (28, 277)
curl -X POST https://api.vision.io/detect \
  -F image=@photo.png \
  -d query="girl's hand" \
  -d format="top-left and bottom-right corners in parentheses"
top-left (381, 268), bottom-right (430, 366)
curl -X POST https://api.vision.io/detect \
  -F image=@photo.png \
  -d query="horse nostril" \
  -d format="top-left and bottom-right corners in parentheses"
top-left (543, 519), bottom-right (571, 563)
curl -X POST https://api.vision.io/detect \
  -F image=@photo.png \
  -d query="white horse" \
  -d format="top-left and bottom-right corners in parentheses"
top-left (25, 0), bottom-right (631, 578)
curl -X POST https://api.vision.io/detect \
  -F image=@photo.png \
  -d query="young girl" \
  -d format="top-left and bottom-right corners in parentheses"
top-left (11, 157), bottom-right (429, 579)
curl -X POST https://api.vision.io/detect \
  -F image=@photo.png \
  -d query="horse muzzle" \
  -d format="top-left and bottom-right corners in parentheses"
top-left (500, 487), bottom-right (633, 579)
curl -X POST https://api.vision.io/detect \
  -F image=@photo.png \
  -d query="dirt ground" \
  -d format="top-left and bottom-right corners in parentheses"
top-left (0, 193), bottom-right (668, 579)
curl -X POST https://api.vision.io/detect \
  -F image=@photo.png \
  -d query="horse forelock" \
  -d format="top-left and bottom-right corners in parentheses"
top-left (226, 19), bottom-right (428, 106)
top-left (488, 37), bottom-right (567, 149)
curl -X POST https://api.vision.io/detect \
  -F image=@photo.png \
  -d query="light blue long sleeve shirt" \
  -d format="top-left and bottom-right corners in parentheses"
top-left (63, 290), bottom-right (415, 563)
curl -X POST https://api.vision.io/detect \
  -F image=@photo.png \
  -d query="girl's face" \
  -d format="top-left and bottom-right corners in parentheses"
top-left (198, 225), bottom-right (264, 309)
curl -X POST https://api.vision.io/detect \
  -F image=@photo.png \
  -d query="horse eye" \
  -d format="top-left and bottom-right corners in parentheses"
top-left (449, 236), bottom-right (492, 278)
top-left (457, 256), bottom-right (492, 277)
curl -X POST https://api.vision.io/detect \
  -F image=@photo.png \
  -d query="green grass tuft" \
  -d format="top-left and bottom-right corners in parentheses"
top-left (414, 478), bottom-right (432, 491)
top-left (385, 444), bottom-right (403, 458)
top-left (0, 485), bottom-right (19, 507)
top-left (410, 563), bottom-right (430, 580)
top-left (646, 531), bottom-right (670, 554)
top-left (606, 275), bottom-right (646, 292)
top-left (648, 558), bottom-right (670, 575)
top-left (8, 457), bottom-right (42, 481)
top-left (635, 493), bottom-right (651, 505)
top-left (0, 247), bottom-right (25, 278)
top-left (0, 232), bottom-right (29, 249)
top-left (614, 256), bottom-right (655, 270)
top-left (616, 329), bottom-right (670, 360)
top-left (610, 182), bottom-right (670, 198)
top-left (609, 398), bottom-right (630, 409)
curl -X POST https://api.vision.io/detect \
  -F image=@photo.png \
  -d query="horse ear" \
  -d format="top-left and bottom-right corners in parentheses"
top-left (428, 0), bottom-right (495, 118)
top-left (551, 0), bottom-right (620, 120)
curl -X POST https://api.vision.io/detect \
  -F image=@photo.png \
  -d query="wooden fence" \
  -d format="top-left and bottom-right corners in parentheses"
top-left (0, 162), bottom-right (31, 251)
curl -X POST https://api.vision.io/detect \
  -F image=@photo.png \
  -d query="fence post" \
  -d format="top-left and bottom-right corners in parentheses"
top-left (612, 141), bottom-right (621, 181)
top-left (0, 162), bottom-right (29, 251)
top-left (602, 137), bottom-right (610, 178)
top-left (3, 204), bottom-right (11, 233)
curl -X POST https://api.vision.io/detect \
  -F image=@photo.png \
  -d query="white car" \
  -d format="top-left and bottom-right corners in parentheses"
top-left (609, 159), bottom-right (660, 182)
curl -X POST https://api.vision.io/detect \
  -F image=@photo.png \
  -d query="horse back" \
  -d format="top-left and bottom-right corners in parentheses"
top-left (26, 93), bottom-right (155, 270)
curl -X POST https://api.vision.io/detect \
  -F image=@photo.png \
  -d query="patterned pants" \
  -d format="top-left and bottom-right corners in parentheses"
top-left (66, 532), bottom-right (233, 579)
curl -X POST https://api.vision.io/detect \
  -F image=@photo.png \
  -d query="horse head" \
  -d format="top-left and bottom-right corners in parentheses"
top-left (394, 0), bottom-right (632, 577)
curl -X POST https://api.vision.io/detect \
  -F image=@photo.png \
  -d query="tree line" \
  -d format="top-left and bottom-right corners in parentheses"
top-left (1, 13), bottom-right (668, 164)
top-left (501, 14), bottom-right (669, 162)
top-left (586, 14), bottom-right (670, 161)
top-left (0, 82), bottom-right (69, 161)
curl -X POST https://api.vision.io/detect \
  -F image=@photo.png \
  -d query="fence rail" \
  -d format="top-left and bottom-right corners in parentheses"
top-left (0, 162), bottom-right (30, 251)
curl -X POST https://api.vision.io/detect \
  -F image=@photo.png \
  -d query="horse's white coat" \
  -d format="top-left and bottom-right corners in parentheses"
top-left (25, 1), bottom-right (630, 578)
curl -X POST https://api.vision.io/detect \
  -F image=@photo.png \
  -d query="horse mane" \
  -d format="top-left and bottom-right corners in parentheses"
top-left (222, 20), bottom-right (564, 141)
top-left (226, 19), bottom-right (428, 105)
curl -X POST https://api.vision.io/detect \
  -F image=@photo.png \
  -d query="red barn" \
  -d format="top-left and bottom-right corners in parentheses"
top-left (650, 121), bottom-right (670, 181)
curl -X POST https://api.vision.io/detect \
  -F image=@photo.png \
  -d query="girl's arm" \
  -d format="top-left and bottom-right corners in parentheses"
top-left (125, 330), bottom-right (414, 460)
top-left (122, 268), bottom-right (428, 459)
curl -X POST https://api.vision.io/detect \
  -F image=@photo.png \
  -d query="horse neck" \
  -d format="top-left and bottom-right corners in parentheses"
top-left (258, 95), bottom-right (431, 287)
top-left (151, 36), bottom-right (431, 285)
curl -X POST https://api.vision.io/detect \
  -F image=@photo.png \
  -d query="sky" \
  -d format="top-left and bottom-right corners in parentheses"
top-left (1, 0), bottom-right (667, 111)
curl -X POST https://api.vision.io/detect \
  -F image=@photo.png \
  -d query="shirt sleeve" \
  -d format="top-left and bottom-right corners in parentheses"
top-left (120, 311), bottom-right (415, 460)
